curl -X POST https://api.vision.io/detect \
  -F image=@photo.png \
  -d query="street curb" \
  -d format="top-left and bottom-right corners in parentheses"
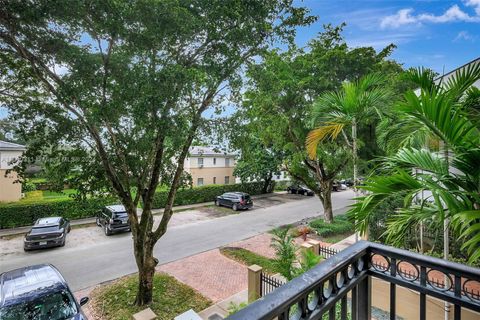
top-left (0, 191), bottom-right (287, 237)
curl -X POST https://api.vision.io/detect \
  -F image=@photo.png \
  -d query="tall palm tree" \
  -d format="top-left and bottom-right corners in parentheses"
top-left (306, 73), bottom-right (391, 193)
top-left (348, 63), bottom-right (480, 262)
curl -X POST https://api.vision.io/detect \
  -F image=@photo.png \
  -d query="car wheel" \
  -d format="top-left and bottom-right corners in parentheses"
top-left (232, 204), bottom-right (238, 211)
top-left (104, 225), bottom-right (111, 236)
top-left (67, 226), bottom-right (71, 233)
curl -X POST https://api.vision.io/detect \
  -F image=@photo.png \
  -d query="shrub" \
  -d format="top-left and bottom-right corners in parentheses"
top-left (0, 197), bottom-right (115, 228)
top-left (152, 181), bottom-right (268, 208)
top-left (309, 215), bottom-right (354, 237)
top-left (274, 180), bottom-right (289, 191)
top-left (21, 180), bottom-right (36, 193)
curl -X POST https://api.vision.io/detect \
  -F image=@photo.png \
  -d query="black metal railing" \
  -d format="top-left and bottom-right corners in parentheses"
top-left (261, 272), bottom-right (286, 297)
top-left (227, 241), bottom-right (480, 320)
top-left (318, 244), bottom-right (338, 259)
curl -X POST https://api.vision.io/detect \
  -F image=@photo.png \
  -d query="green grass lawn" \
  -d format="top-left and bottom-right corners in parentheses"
top-left (90, 273), bottom-right (211, 320)
top-left (21, 189), bottom-right (77, 202)
top-left (220, 247), bottom-right (280, 274)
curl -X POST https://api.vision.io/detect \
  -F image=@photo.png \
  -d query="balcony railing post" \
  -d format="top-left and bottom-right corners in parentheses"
top-left (248, 264), bottom-right (262, 303)
top-left (357, 254), bottom-right (371, 320)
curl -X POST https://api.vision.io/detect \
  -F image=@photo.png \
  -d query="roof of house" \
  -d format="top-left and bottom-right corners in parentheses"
top-left (188, 146), bottom-right (235, 157)
top-left (0, 140), bottom-right (26, 151)
top-left (434, 56), bottom-right (480, 82)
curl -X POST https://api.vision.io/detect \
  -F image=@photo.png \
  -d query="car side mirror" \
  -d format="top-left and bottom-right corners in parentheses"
top-left (79, 297), bottom-right (89, 306)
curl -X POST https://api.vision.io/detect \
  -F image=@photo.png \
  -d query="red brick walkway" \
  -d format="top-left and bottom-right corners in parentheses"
top-left (157, 249), bottom-right (247, 302)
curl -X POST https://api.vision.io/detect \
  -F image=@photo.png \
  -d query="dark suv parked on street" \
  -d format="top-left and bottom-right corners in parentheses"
top-left (215, 192), bottom-right (253, 211)
top-left (24, 217), bottom-right (71, 251)
top-left (0, 264), bottom-right (89, 320)
top-left (96, 205), bottom-right (131, 236)
top-left (286, 184), bottom-right (314, 196)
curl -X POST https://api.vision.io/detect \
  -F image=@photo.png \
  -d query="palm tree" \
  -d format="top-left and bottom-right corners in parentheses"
top-left (306, 73), bottom-right (391, 194)
top-left (348, 63), bottom-right (480, 262)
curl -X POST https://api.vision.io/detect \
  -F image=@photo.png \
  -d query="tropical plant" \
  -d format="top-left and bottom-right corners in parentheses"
top-left (348, 63), bottom-right (480, 262)
top-left (271, 227), bottom-right (297, 280)
top-left (271, 227), bottom-right (323, 280)
top-left (306, 73), bottom-right (391, 191)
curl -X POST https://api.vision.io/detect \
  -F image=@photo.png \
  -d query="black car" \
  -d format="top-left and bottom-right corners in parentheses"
top-left (215, 192), bottom-right (253, 211)
top-left (96, 205), bottom-right (131, 236)
top-left (0, 264), bottom-right (89, 320)
top-left (24, 217), bottom-right (71, 251)
top-left (286, 185), bottom-right (314, 196)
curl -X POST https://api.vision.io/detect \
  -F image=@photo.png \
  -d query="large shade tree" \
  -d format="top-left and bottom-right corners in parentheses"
top-left (243, 24), bottom-right (403, 222)
top-left (0, 0), bottom-right (313, 305)
top-left (348, 64), bottom-right (480, 262)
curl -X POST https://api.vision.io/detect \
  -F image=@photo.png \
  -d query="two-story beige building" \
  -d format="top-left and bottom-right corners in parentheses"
top-left (185, 146), bottom-right (236, 187)
top-left (0, 140), bottom-right (26, 202)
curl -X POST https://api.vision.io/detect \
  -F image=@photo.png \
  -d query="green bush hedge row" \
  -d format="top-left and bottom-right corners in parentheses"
top-left (309, 214), bottom-right (354, 237)
top-left (0, 197), bottom-right (115, 229)
top-left (152, 181), bottom-right (271, 208)
top-left (0, 181), bottom-right (272, 229)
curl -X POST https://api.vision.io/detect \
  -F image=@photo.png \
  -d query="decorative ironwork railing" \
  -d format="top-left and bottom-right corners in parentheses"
top-left (261, 272), bottom-right (285, 297)
top-left (227, 241), bottom-right (480, 320)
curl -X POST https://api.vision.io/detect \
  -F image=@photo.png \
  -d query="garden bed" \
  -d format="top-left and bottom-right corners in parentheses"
top-left (89, 273), bottom-right (211, 320)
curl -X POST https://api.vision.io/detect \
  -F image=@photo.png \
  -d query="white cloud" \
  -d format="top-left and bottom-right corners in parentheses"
top-left (454, 30), bottom-right (477, 41)
top-left (380, 9), bottom-right (418, 29)
top-left (381, 3), bottom-right (480, 29)
top-left (465, 0), bottom-right (480, 15)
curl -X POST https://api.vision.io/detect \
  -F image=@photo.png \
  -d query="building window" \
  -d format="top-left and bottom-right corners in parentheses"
top-left (225, 158), bottom-right (230, 167)
top-left (213, 158), bottom-right (216, 165)
top-left (277, 174), bottom-right (281, 179)
top-left (213, 177), bottom-right (216, 184)
top-left (224, 176), bottom-right (230, 184)
top-left (198, 158), bottom-right (204, 166)
top-left (197, 178), bottom-right (204, 186)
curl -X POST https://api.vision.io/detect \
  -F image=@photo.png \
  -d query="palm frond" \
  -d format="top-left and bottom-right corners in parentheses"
top-left (443, 61), bottom-right (480, 101)
top-left (306, 123), bottom-right (344, 159)
top-left (404, 67), bottom-right (436, 93)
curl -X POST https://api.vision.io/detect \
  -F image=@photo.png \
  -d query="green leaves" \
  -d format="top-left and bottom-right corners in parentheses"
top-left (350, 66), bottom-right (480, 263)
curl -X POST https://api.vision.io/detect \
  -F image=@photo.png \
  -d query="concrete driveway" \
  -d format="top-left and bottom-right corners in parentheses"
top-left (0, 190), bottom-right (354, 291)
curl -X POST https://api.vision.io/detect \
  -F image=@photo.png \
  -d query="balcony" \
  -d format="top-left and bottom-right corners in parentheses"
top-left (226, 241), bottom-right (480, 320)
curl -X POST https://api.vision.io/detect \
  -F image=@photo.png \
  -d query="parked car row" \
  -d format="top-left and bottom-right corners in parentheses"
top-left (0, 264), bottom-right (89, 319)
top-left (23, 205), bottom-right (131, 252)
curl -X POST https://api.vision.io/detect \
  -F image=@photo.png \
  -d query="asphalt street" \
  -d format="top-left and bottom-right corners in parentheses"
top-left (0, 190), bottom-right (355, 291)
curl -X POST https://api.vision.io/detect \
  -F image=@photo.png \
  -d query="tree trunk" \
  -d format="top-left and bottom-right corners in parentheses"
top-left (262, 173), bottom-right (273, 193)
top-left (134, 240), bottom-right (158, 305)
top-left (352, 120), bottom-right (358, 194)
top-left (321, 182), bottom-right (334, 223)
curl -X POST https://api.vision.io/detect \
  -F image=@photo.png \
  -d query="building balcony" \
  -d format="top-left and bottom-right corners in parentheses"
top-left (226, 241), bottom-right (480, 320)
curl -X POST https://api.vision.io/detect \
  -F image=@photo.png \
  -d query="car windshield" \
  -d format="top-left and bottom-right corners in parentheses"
top-left (31, 226), bottom-right (59, 233)
top-left (0, 289), bottom-right (78, 320)
top-left (242, 195), bottom-right (251, 200)
top-left (113, 212), bottom-right (128, 218)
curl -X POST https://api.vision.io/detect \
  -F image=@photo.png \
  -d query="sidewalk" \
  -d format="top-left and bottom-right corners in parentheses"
top-left (0, 192), bottom-right (286, 237)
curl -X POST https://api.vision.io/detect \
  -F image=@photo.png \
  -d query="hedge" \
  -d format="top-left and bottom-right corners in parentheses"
top-left (0, 181), bottom-right (272, 229)
top-left (309, 214), bottom-right (354, 237)
top-left (152, 181), bottom-right (270, 208)
top-left (0, 197), bottom-right (114, 229)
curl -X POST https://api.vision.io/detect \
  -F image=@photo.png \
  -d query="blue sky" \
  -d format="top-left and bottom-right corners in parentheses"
top-left (295, 0), bottom-right (479, 73)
